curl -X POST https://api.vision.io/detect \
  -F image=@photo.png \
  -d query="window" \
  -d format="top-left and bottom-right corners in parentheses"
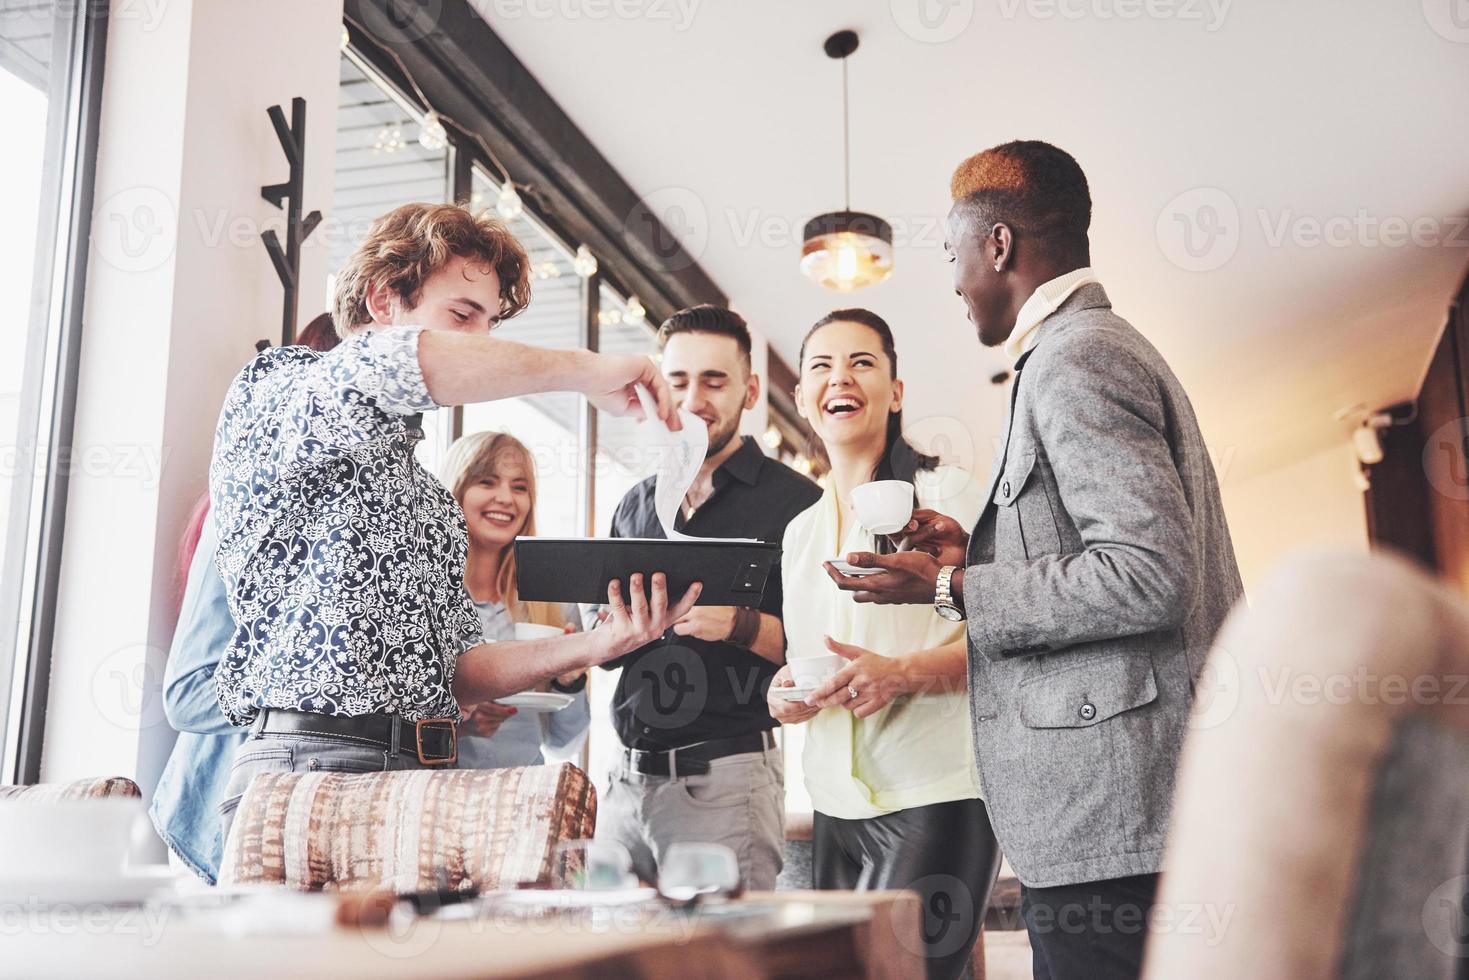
top-left (331, 48), bottom-right (452, 471)
top-left (459, 166), bottom-right (586, 536)
top-left (1, 0), bottom-right (105, 779)
top-left (592, 287), bottom-right (658, 537)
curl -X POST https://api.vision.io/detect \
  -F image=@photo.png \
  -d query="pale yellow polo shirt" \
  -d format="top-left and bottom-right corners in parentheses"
top-left (782, 464), bottom-right (986, 820)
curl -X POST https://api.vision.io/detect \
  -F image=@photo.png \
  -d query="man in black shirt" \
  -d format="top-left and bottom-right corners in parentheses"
top-left (599, 305), bottom-right (821, 890)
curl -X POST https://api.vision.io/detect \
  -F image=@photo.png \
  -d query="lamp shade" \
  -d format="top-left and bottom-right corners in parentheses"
top-left (800, 210), bottom-right (893, 291)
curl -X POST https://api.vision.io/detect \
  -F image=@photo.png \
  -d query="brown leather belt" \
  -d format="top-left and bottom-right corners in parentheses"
top-left (254, 707), bottom-right (458, 766)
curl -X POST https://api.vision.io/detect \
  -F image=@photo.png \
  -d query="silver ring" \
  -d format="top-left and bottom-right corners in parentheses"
top-left (848, 684), bottom-right (859, 700)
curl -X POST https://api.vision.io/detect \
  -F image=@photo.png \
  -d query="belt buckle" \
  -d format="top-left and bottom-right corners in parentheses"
top-left (415, 718), bottom-right (458, 766)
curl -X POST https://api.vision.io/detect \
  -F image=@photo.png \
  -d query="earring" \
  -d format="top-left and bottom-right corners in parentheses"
top-left (994, 264), bottom-right (1003, 272)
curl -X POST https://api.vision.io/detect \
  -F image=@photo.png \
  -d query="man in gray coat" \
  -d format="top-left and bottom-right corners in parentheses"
top-left (826, 140), bottom-right (1243, 979)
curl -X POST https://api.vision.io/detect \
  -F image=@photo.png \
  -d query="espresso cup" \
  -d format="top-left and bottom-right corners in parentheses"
top-left (788, 652), bottom-right (844, 689)
top-left (850, 480), bottom-right (915, 535)
top-left (513, 622), bottom-right (564, 642)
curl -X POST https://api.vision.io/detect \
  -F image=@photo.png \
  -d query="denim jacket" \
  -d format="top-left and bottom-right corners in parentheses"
top-left (147, 517), bottom-right (244, 883)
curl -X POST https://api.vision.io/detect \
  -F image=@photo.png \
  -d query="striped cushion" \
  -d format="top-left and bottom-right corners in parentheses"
top-left (0, 776), bottom-right (141, 802)
top-left (218, 763), bottom-right (596, 892)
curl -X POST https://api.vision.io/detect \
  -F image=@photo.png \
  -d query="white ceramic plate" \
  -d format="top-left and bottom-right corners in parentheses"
top-left (0, 867), bottom-right (178, 906)
top-left (826, 559), bottom-right (882, 577)
top-left (494, 692), bottom-right (576, 712)
top-left (773, 685), bottom-right (818, 702)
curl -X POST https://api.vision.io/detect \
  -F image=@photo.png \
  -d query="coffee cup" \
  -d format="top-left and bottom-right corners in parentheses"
top-left (0, 798), bottom-right (144, 880)
top-left (851, 480), bottom-right (915, 535)
top-left (514, 622), bottom-right (564, 642)
top-left (788, 653), bottom-right (844, 689)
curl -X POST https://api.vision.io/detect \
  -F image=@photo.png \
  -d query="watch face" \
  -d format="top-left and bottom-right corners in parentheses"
top-left (936, 603), bottom-right (965, 623)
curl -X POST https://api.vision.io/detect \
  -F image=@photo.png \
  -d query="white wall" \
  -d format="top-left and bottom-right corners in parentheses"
top-left (40, 0), bottom-right (343, 790)
top-left (1219, 440), bottom-right (1369, 596)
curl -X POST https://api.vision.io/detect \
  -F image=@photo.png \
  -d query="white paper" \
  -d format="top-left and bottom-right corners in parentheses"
top-left (634, 386), bottom-right (758, 543)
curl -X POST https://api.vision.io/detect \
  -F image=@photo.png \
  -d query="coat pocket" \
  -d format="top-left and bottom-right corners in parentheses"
top-left (1018, 655), bottom-right (1158, 729)
top-left (991, 451), bottom-right (1063, 559)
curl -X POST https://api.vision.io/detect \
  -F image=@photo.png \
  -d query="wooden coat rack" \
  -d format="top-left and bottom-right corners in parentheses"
top-left (260, 97), bottom-right (322, 347)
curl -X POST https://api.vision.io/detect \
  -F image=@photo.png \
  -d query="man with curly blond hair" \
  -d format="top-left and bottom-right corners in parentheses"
top-left (210, 203), bottom-right (700, 846)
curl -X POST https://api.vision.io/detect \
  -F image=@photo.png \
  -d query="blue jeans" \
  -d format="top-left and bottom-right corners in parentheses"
top-left (217, 726), bottom-right (446, 853)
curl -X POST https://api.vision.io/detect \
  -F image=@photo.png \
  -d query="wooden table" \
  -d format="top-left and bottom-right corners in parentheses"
top-left (1, 889), bottom-right (923, 979)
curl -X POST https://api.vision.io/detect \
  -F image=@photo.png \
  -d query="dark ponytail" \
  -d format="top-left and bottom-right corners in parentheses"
top-left (798, 309), bottom-right (940, 550)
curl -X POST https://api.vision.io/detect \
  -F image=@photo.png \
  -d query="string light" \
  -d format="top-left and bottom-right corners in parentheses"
top-left (340, 26), bottom-right (350, 49)
top-left (495, 184), bottom-right (523, 221)
top-left (573, 245), bottom-right (598, 278)
top-left (623, 295), bottom-right (645, 323)
top-left (533, 261), bottom-right (562, 280)
top-left (418, 111), bottom-right (447, 151)
top-left (762, 427), bottom-right (783, 450)
top-left (598, 309), bottom-right (623, 327)
top-left (372, 124), bottom-right (404, 155)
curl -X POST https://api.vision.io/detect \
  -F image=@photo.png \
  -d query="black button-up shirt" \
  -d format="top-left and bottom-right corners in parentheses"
top-left (606, 436), bottom-right (821, 751)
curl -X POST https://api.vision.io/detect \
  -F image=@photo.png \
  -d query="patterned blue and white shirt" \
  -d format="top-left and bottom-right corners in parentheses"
top-left (208, 326), bottom-right (483, 725)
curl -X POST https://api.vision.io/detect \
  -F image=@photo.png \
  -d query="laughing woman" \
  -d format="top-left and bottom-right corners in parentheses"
top-left (767, 309), bottom-right (1000, 980)
top-left (441, 432), bottom-right (590, 768)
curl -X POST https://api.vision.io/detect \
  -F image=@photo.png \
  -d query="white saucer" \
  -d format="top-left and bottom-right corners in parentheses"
top-left (826, 559), bottom-right (882, 577)
top-left (494, 692), bottom-right (576, 712)
top-left (773, 685), bottom-right (819, 702)
top-left (0, 867), bottom-right (178, 906)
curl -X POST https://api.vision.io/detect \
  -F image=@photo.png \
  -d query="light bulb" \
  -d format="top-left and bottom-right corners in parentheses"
top-left (418, 112), bottom-right (447, 151)
top-left (624, 295), bottom-right (645, 323)
top-left (598, 309), bottom-right (622, 327)
top-left (340, 26), bottom-right (350, 50)
top-left (835, 243), bottom-right (859, 282)
top-left (573, 245), bottom-right (598, 277)
top-left (762, 427), bottom-right (782, 450)
top-left (495, 184), bottom-right (523, 220)
top-left (534, 261), bottom-right (561, 280)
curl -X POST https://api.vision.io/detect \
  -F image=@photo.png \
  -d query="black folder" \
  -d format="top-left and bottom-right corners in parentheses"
top-left (514, 537), bottom-right (781, 607)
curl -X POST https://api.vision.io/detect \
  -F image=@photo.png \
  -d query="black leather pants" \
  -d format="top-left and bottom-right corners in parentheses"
top-left (814, 797), bottom-right (1002, 980)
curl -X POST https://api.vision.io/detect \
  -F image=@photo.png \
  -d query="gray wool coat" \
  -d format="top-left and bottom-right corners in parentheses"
top-left (961, 282), bottom-right (1243, 888)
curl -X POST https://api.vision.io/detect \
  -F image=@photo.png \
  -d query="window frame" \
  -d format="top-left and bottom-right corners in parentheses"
top-left (2, 1), bottom-right (111, 784)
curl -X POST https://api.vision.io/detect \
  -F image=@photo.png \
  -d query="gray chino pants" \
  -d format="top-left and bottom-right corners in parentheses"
top-left (596, 746), bottom-right (785, 891)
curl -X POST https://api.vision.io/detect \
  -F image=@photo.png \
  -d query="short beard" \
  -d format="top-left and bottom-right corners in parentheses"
top-left (704, 418), bottom-right (740, 460)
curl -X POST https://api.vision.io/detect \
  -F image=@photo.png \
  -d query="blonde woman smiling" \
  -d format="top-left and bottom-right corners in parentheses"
top-left (767, 309), bottom-right (999, 980)
top-left (441, 431), bottom-right (590, 768)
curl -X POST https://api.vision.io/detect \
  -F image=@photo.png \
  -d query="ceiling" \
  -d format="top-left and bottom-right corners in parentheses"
top-left (474, 0), bottom-right (1469, 484)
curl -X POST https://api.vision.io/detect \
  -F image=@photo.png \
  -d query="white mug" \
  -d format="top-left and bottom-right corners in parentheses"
top-left (0, 798), bottom-right (144, 880)
top-left (788, 652), bottom-right (844, 689)
top-left (513, 622), bottom-right (564, 642)
top-left (851, 480), bottom-right (915, 535)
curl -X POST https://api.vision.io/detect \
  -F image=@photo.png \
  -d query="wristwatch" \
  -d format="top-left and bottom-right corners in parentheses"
top-left (934, 565), bottom-right (964, 622)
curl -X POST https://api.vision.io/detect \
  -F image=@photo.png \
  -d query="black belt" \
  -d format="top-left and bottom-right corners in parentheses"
top-left (254, 708), bottom-right (458, 766)
top-left (621, 730), bottom-right (776, 778)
